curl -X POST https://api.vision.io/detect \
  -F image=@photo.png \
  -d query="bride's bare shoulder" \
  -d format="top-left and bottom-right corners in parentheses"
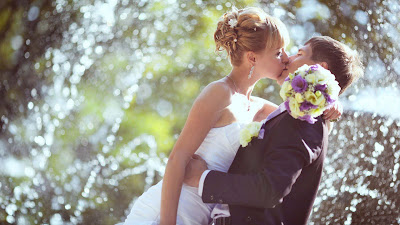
top-left (194, 80), bottom-right (233, 109)
top-left (204, 79), bottom-right (233, 94)
top-left (251, 96), bottom-right (278, 107)
top-left (251, 96), bottom-right (279, 122)
top-left (197, 80), bottom-right (233, 100)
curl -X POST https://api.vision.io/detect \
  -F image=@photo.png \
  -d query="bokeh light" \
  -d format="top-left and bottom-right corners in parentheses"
top-left (0, 0), bottom-right (399, 224)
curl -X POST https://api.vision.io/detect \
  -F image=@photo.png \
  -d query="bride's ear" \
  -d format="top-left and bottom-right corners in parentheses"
top-left (246, 51), bottom-right (256, 66)
top-left (319, 62), bottom-right (329, 69)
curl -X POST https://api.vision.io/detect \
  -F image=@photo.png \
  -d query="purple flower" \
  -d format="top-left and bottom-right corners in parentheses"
top-left (306, 65), bottom-right (320, 74)
top-left (284, 76), bottom-right (290, 82)
top-left (323, 92), bottom-right (335, 105)
top-left (299, 114), bottom-right (318, 124)
top-left (300, 101), bottom-right (318, 111)
top-left (310, 64), bottom-right (320, 71)
top-left (315, 84), bottom-right (327, 92)
top-left (258, 128), bottom-right (265, 139)
top-left (291, 76), bottom-right (308, 93)
top-left (284, 100), bottom-right (291, 113)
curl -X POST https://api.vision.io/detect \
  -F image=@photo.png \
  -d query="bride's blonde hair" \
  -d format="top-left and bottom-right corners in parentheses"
top-left (214, 7), bottom-right (289, 66)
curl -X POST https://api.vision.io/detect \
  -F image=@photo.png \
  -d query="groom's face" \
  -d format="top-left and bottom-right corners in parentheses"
top-left (277, 44), bottom-right (317, 85)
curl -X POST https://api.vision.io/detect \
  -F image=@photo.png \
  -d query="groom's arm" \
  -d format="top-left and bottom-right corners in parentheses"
top-left (201, 115), bottom-right (325, 209)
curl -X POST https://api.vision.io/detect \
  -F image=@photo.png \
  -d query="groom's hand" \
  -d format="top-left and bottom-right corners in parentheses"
top-left (323, 101), bottom-right (343, 121)
top-left (184, 154), bottom-right (208, 187)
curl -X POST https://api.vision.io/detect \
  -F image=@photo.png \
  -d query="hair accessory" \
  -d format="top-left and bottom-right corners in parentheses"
top-left (234, 38), bottom-right (237, 42)
top-left (228, 18), bottom-right (238, 28)
top-left (248, 66), bottom-right (254, 79)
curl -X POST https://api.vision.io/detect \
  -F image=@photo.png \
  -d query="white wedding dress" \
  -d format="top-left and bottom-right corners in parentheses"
top-left (123, 94), bottom-right (260, 225)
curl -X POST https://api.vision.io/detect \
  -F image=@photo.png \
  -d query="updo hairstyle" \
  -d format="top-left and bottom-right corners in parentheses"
top-left (214, 7), bottom-right (289, 66)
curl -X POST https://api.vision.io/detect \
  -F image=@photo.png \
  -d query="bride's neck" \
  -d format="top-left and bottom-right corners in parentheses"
top-left (228, 67), bottom-right (259, 99)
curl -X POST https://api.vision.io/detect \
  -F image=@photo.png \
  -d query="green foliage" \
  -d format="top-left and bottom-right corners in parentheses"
top-left (119, 108), bottom-right (175, 153)
top-left (0, 0), bottom-right (399, 224)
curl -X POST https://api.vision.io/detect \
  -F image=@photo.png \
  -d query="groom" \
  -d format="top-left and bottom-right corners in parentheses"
top-left (184, 36), bottom-right (363, 225)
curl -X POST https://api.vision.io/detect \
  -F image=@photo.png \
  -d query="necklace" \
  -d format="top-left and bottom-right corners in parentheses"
top-left (226, 75), bottom-right (238, 93)
top-left (226, 75), bottom-right (250, 111)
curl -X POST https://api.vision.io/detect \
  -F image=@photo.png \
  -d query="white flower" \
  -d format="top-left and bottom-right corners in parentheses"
top-left (228, 18), bottom-right (238, 28)
top-left (305, 73), bottom-right (317, 83)
top-left (297, 64), bottom-right (310, 74)
top-left (289, 97), bottom-right (303, 118)
top-left (280, 81), bottom-right (292, 101)
top-left (327, 80), bottom-right (341, 98)
top-left (239, 122), bottom-right (262, 147)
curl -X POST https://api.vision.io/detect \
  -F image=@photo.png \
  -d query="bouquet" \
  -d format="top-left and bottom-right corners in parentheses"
top-left (279, 64), bottom-right (341, 124)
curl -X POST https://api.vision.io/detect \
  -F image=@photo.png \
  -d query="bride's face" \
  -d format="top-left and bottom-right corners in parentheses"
top-left (255, 46), bottom-right (288, 81)
top-left (277, 44), bottom-right (317, 85)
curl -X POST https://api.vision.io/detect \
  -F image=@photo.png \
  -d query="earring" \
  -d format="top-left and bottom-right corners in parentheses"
top-left (248, 66), bottom-right (254, 79)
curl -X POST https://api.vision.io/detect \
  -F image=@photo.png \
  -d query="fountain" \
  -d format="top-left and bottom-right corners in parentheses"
top-left (0, 0), bottom-right (398, 224)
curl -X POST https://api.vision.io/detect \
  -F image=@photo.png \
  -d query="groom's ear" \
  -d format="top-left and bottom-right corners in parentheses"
top-left (319, 62), bottom-right (329, 70)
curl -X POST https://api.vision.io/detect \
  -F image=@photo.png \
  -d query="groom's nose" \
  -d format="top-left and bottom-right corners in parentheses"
top-left (288, 54), bottom-right (296, 63)
top-left (281, 50), bottom-right (289, 65)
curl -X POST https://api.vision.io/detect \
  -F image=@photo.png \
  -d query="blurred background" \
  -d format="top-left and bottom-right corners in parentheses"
top-left (0, 0), bottom-right (399, 224)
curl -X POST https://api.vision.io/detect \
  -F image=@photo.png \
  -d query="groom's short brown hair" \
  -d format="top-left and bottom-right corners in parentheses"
top-left (306, 36), bottom-right (364, 95)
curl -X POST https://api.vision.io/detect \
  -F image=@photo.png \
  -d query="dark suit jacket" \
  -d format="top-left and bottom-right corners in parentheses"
top-left (202, 111), bottom-right (329, 225)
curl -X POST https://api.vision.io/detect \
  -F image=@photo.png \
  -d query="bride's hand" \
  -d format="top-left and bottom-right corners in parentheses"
top-left (323, 101), bottom-right (342, 121)
top-left (184, 154), bottom-right (208, 187)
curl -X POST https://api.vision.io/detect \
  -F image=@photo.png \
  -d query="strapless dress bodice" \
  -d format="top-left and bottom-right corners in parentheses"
top-left (194, 122), bottom-right (244, 173)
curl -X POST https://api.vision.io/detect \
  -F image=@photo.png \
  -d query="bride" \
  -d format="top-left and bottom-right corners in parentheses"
top-left (123, 7), bottom-right (339, 225)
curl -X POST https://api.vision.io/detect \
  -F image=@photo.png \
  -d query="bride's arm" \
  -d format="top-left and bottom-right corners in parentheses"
top-left (251, 96), bottom-right (278, 122)
top-left (160, 82), bottom-right (231, 225)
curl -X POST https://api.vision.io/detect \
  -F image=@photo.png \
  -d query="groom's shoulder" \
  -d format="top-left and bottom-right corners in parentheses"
top-left (276, 113), bottom-right (325, 140)
top-left (275, 114), bottom-right (327, 159)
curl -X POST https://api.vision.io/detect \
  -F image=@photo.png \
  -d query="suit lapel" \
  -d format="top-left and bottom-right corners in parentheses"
top-left (228, 111), bottom-right (289, 173)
